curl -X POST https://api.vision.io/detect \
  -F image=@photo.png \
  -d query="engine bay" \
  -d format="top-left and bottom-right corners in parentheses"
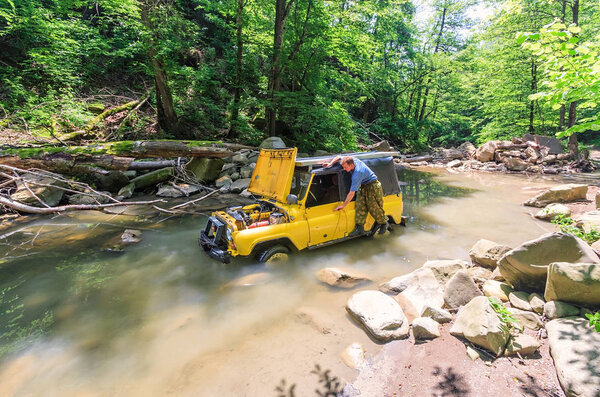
top-left (218, 201), bottom-right (288, 231)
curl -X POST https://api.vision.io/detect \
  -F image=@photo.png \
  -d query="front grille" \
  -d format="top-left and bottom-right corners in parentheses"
top-left (204, 216), bottom-right (227, 249)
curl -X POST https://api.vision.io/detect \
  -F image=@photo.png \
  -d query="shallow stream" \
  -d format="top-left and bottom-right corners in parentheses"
top-left (0, 169), bottom-right (585, 396)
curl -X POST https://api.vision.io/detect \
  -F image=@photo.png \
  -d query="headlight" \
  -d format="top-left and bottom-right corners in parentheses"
top-left (226, 228), bottom-right (233, 241)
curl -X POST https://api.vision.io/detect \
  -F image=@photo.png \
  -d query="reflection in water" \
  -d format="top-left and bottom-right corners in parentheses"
top-left (0, 169), bottom-right (566, 396)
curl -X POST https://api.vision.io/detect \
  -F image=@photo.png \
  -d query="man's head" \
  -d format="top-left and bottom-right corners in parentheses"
top-left (340, 156), bottom-right (355, 172)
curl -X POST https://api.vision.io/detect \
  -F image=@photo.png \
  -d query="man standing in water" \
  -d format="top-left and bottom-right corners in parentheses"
top-left (322, 155), bottom-right (388, 236)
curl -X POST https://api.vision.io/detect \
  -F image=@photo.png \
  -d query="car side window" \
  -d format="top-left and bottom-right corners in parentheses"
top-left (306, 174), bottom-right (341, 208)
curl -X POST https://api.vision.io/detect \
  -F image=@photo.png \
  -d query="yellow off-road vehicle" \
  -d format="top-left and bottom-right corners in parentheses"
top-left (199, 148), bottom-right (403, 263)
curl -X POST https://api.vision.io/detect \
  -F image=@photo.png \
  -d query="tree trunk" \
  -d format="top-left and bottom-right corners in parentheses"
top-left (229, 0), bottom-right (245, 138)
top-left (567, 0), bottom-right (579, 158)
top-left (529, 57), bottom-right (537, 133)
top-left (140, 2), bottom-right (178, 132)
top-left (266, 0), bottom-right (295, 137)
top-left (419, 7), bottom-right (446, 121)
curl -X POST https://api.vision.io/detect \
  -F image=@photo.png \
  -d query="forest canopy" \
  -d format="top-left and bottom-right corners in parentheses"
top-left (0, 0), bottom-right (598, 153)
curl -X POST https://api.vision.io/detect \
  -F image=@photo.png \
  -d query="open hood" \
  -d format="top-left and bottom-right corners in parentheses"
top-left (248, 148), bottom-right (297, 202)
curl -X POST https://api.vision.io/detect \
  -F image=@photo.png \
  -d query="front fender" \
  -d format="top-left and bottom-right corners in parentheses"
top-left (232, 222), bottom-right (309, 256)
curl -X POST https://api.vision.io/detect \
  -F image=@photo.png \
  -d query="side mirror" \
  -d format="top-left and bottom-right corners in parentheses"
top-left (287, 194), bottom-right (298, 205)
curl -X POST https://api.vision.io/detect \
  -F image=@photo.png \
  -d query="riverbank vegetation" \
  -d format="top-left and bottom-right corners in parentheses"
top-left (0, 0), bottom-right (599, 153)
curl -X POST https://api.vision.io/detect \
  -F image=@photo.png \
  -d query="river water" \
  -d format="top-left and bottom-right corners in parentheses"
top-left (0, 169), bottom-right (575, 396)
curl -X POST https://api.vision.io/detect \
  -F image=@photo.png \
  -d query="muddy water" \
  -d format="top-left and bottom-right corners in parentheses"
top-left (0, 169), bottom-right (565, 396)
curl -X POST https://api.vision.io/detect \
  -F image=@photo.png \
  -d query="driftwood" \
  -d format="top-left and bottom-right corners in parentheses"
top-left (404, 155), bottom-right (433, 163)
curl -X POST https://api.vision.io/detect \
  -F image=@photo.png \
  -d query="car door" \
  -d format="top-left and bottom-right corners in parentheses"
top-left (305, 173), bottom-right (348, 246)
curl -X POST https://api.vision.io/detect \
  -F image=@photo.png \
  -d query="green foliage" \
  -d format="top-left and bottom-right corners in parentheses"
top-left (551, 214), bottom-right (600, 244)
top-left (489, 297), bottom-right (520, 331)
top-left (519, 16), bottom-right (600, 137)
top-left (585, 312), bottom-right (600, 333)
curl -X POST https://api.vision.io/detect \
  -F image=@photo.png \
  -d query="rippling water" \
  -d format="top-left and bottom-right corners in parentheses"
top-left (0, 169), bottom-right (564, 396)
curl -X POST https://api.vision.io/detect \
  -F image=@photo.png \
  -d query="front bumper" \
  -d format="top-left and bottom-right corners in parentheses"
top-left (198, 232), bottom-right (231, 263)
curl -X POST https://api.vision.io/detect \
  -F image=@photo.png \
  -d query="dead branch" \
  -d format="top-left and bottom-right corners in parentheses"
top-left (170, 189), bottom-right (219, 210)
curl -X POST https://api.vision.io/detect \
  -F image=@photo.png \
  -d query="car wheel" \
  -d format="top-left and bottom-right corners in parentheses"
top-left (257, 244), bottom-right (290, 264)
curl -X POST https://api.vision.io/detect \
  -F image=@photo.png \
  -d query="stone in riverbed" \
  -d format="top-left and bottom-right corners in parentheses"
top-left (341, 343), bottom-right (366, 369)
top-left (121, 229), bottom-right (142, 245)
top-left (545, 262), bottom-right (600, 306)
top-left (397, 268), bottom-right (445, 314)
top-left (498, 232), bottom-right (600, 291)
top-left (443, 270), bottom-right (482, 309)
top-left (578, 211), bottom-right (600, 234)
top-left (475, 141), bottom-right (499, 162)
top-left (421, 305), bottom-right (453, 323)
top-left (11, 172), bottom-right (66, 207)
top-left (544, 300), bottom-right (579, 319)
top-left (422, 259), bottom-right (468, 284)
top-left (508, 291), bottom-right (532, 311)
top-left (230, 178), bottom-right (250, 193)
top-left (185, 158), bottom-right (224, 183)
top-left (524, 183), bottom-right (588, 207)
top-left (450, 296), bottom-right (510, 356)
top-left (346, 290), bottom-right (409, 342)
top-left (528, 293), bottom-right (545, 314)
top-left (535, 203), bottom-right (571, 221)
top-left (215, 175), bottom-right (232, 188)
top-left (412, 317), bottom-right (440, 340)
top-left (507, 308), bottom-right (543, 330)
top-left (469, 239), bottom-right (511, 268)
top-left (482, 280), bottom-right (513, 302)
top-left (504, 334), bottom-right (540, 356)
top-left (547, 317), bottom-right (600, 397)
top-left (259, 136), bottom-right (286, 149)
top-left (316, 267), bottom-right (371, 288)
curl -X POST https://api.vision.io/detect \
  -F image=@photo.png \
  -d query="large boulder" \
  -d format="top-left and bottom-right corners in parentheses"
top-left (475, 141), bottom-right (499, 162)
top-left (11, 172), bottom-right (66, 207)
top-left (259, 137), bottom-right (286, 149)
top-left (185, 158), bottom-right (225, 183)
top-left (316, 267), bottom-right (371, 289)
top-left (443, 270), bottom-right (483, 309)
top-left (450, 296), bottom-right (511, 356)
top-left (545, 263), bottom-right (600, 306)
top-left (547, 317), bottom-right (600, 397)
top-left (397, 268), bottom-right (444, 314)
top-left (346, 290), bottom-right (409, 342)
top-left (498, 232), bottom-right (600, 291)
top-left (535, 203), bottom-right (571, 221)
top-left (524, 184), bottom-right (588, 207)
top-left (469, 239), bottom-right (511, 268)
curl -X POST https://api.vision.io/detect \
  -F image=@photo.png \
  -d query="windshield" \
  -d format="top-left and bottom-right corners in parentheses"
top-left (290, 169), bottom-right (311, 201)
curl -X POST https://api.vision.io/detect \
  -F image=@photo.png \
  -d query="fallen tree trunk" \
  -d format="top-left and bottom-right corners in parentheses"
top-left (0, 140), bottom-right (255, 175)
top-left (0, 195), bottom-right (165, 215)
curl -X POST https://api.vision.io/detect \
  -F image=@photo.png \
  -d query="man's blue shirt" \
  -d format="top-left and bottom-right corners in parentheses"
top-left (349, 158), bottom-right (377, 192)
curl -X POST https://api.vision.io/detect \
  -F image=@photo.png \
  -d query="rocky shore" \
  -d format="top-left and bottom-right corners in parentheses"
top-left (308, 183), bottom-right (600, 397)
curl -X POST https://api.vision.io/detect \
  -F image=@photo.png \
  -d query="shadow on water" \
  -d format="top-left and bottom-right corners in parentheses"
top-left (0, 168), bottom-right (472, 364)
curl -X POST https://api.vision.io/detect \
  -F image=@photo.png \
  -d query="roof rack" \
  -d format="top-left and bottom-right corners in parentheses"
top-left (294, 151), bottom-right (400, 166)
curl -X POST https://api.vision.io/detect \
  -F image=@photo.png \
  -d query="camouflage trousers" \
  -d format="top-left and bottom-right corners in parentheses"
top-left (355, 180), bottom-right (386, 225)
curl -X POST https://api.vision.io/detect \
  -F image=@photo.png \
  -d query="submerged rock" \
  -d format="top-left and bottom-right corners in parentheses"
top-left (341, 343), bottom-right (366, 369)
top-left (121, 229), bottom-right (142, 245)
top-left (316, 267), bottom-right (371, 288)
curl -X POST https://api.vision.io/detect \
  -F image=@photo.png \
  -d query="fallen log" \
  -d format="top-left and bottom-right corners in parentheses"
top-left (404, 155), bottom-right (433, 163)
top-left (0, 140), bottom-right (255, 175)
top-left (0, 195), bottom-right (165, 215)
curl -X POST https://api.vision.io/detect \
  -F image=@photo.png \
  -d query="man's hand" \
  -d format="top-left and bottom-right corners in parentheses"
top-left (320, 160), bottom-right (331, 168)
top-left (335, 204), bottom-right (345, 211)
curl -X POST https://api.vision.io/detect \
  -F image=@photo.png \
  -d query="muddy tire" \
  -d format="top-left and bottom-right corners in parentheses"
top-left (257, 244), bottom-right (290, 264)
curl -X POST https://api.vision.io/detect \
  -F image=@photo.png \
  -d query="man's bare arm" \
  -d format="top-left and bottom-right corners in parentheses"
top-left (335, 191), bottom-right (355, 211)
top-left (322, 155), bottom-right (341, 168)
